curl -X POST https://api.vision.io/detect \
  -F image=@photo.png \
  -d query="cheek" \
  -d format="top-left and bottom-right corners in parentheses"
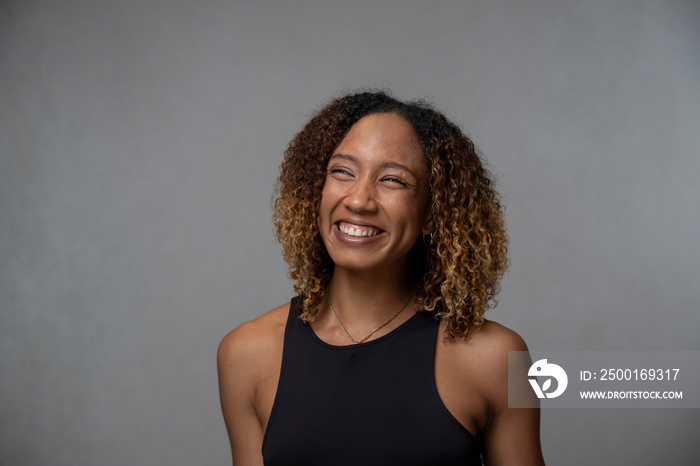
top-left (317, 187), bottom-right (337, 226)
top-left (397, 191), bottom-right (429, 220)
top-left (319, 181), bottom-right (345, 211)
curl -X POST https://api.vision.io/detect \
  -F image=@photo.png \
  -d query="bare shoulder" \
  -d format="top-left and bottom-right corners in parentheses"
top-left (217, 305), bottom-right (291, 465)
top-left (469, 319), bottom-right (529, 359)
top-left (467, 320), bottom-right (530, 394)
top-left (473, 322), bottom-right (544, 465)
top-left (217, 303), bottom-right (289, 410)
top-left (436, 319), bottom-right (543, 464)
top-left (436, 319), bottom-right (531, 413)
top-left (217, 303), bottom-right (290, 372)
top-left (439, 319), bottom-right (529, 368)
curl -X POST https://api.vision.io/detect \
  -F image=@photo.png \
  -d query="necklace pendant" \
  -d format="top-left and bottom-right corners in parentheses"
top-left (327, 289), bottom-right (413, 345)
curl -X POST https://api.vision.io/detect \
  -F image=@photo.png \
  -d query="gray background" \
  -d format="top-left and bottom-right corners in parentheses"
top-left (1, 0), bottom-right (698, 464)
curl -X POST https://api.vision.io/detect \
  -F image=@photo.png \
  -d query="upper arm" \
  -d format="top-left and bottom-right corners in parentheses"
top-left (478, 325), bottom-right (545, 466)
top-left (217, 323), bottom-right (266, 466)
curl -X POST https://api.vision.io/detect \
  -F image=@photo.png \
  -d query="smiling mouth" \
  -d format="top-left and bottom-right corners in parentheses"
top-left (336, 221), bottom-right (383, 238)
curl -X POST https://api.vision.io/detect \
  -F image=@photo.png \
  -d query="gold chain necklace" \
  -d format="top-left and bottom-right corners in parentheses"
top-left (327, 289), bottom-right (413, 345)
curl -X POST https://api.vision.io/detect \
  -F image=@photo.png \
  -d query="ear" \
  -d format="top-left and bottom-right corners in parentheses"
top-left (421, 217), bottom-right (433, 235)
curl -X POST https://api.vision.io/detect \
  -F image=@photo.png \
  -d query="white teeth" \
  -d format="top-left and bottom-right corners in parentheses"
top-left (339, 223), bottom-right (378, 237)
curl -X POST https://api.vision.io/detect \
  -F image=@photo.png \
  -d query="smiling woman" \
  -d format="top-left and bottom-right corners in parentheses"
top-left (217, 91), bottom-right (545, 465)
top-left (318, 113), bottom-right (431, 276)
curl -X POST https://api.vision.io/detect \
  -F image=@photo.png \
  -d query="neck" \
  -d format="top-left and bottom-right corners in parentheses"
top-left (325, 267), bottom-right (415, 325)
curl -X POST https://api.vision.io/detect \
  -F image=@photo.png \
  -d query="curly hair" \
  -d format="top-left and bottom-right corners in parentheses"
top-left (272, 91), bottom-right (508, 338)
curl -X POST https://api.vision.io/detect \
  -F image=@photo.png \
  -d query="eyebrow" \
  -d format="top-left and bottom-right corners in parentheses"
top-left (329, 153), bottom-right (418, 178)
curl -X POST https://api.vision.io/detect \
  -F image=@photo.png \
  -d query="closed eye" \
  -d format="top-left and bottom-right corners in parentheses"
top-left (328, 167), bottom-right (354, 178)
top-left (382, 176), bottom-right (409, 187)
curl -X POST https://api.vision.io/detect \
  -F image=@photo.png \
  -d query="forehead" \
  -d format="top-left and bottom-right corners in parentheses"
top-left (333, 113), bottom-right (424, 169)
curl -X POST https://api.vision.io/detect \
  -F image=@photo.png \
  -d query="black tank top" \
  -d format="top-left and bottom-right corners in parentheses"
top-left (262, 297), bottom-right (482, 465)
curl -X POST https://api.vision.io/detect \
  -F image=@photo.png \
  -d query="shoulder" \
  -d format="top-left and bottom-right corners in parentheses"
top-left (462, 322), bottom-right (544, 464)
top-left (467, 319), bottom-right (529, 360)
top-left (437, 319), bottom-right (529, 403)
top-left (217, 302), bottom-right (290, 381)
top-left (433, 318), bottom-right (534, 436)
top-left (217, 303), bottom-right (292, 464)
top-left (439, 319), bottom-right (528, 365)
top-left (437, 319), bottom-right (544, 464)
top-left (218, 302), bottom-right (290, 358)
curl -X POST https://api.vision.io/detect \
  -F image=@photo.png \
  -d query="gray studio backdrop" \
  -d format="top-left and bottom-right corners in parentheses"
top-left (1, 0), bottom-right (698, 465)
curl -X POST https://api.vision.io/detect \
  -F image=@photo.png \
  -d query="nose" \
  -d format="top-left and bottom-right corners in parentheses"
top-left (344, 177), bottom-right (377, 213)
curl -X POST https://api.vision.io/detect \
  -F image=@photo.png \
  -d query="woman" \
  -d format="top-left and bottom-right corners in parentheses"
top-left (218, 91), bottom-right (544, 465)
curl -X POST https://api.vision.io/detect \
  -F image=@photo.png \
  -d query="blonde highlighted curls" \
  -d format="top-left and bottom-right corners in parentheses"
top-left (273, 91), bottom-right (508, 338)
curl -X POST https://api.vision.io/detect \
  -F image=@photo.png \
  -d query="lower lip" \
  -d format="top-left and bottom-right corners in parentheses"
top-left (333, 224), bottom-right (385, 245)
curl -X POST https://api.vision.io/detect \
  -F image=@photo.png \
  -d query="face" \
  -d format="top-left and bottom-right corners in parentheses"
top-left (317, 112), bottom-right (431, 275)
